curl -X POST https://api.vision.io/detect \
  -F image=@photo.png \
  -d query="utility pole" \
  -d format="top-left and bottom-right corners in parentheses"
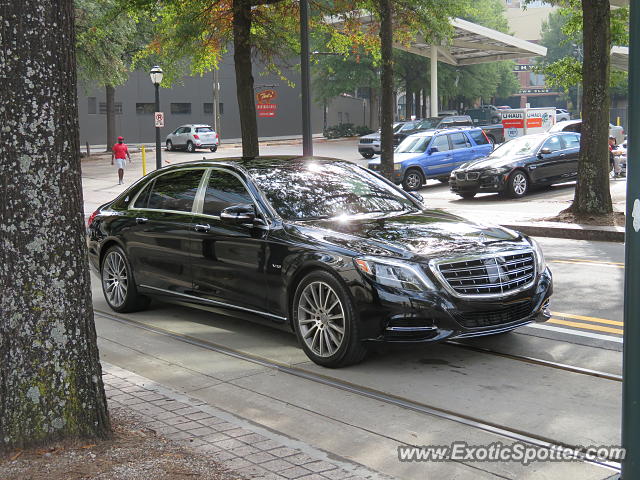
top-left (212, 69), bottom-right (221, 136)
top-left (621, 0), bottom-right (640, 477)
top-left (300, 0), bottom-right (312, 156)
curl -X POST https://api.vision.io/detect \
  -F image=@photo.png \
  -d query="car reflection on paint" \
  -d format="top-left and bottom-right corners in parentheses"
top-left (87, 157), bottom-right (552, 368)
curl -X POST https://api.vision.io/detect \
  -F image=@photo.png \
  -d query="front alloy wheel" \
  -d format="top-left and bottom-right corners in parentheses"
top-left (293, 271), bottom-right (367, 367)
top-left (402, 169), bottom-right (423, 191)
top-left (101, 246), bottom-right (149, 313)
top-left (508, 170), bottom-right (529, 198)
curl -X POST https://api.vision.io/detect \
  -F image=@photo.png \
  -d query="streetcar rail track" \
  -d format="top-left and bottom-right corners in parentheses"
top-left (95, 309), bottom-right (622, 471)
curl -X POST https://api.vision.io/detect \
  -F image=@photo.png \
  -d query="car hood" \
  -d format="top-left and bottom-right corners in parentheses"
top-left (458, 154), bottom-right (529, 171)
top-left (285, 210), bottom-right (525, 261)
top-left (360, 132), bottom-right (381, 141)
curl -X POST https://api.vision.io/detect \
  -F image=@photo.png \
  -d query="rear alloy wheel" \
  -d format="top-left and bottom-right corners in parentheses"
top-left (186, 141), bottom-right (195, 153)
top-left (166, 140), bottom-right (173, 151)
top-left (210, 145), bottom-right (218, 152)
top-left (402, 169), bottom-right (424, 191)
top-left (101, 246), bottom-right (150, 313)
top-left (293, 271), bottom-right (367, 368)
top-left (508, 170), bottom-right (529, 198)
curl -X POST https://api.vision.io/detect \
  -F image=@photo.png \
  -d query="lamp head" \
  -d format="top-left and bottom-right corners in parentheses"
top-left (150, 65), bottom-right (163, 85)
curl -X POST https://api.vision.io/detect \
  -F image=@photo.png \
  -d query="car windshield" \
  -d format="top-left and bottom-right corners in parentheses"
top-left (249, 162), bottom-right (420, 220)
top-left (396, 135), bottom-right (433, 153)
top-left (416, 118), bottom-right (441, 130)
top-left (393, 123), bottom-right (405, 133)
top-left (196, 127), bottom-right (214, 133)
top-left (399, 121), bottom-right (420, 131)
top-left (489, 136), bottom-right (543, 158)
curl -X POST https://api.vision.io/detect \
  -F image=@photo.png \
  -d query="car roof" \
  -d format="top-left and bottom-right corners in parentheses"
top-left (178, 124), bottom-right (213, 128)
top-left (408, 126), bottom-right (481, 137)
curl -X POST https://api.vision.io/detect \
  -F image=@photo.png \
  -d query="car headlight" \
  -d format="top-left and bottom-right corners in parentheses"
top-left (354, 257), bottom-right (435, 292)
top-left (529, 238), bottom-right (546, 272)
top-left (394, 163), bottom-right (402, 171)
top-left (484, 166), bottom-right (511, 176)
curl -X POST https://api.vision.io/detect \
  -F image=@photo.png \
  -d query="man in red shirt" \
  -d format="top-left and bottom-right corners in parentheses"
top-left (111, 136), bottom-right (131, 185)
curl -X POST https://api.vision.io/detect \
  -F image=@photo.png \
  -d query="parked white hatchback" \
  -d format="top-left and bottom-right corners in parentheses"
top-left (166, 124), bottom-right (219, 152)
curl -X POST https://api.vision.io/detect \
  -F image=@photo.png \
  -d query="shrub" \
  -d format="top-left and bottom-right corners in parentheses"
top-left (323, 123), bottom-right (373, 139)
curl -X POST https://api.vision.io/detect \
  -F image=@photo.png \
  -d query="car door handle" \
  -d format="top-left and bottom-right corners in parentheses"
top-left (135, 217), bottom-right (148, 224)
top-left (194, 223), bottom-right (211, 232)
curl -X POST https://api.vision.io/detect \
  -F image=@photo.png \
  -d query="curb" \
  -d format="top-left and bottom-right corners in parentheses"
top-left (501, 222), bottom-right (625, 243)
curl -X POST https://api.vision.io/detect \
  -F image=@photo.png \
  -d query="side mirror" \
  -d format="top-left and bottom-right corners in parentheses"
top-left (428, 147), bottom-right (439, 155)
top-left (538, 147), bottom-right (552, 158)
top-left (220, 204), bottom-right (256, 225)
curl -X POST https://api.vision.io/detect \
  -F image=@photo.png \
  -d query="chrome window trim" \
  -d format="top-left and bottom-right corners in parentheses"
top-left (128, 167), bottom-right (207, 215)
top-left (428, 249), bottom-right (537, 300)
top-left (139, 284), bottom-right (287, 321)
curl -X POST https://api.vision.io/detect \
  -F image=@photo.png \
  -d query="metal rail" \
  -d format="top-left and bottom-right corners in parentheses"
top-left (95, 309), bottom-right (621, 471)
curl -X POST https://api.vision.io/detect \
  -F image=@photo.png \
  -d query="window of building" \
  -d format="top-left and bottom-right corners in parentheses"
top-left (136, 103), bottom-right (155, 115)
top-left (171, 103), bottom-right (191, 114)
top-left (99, 102), bottom-right (123, 114)
top-left (219, 102), bottom-right (224, 115)
top-left (203, 103), bottom-right (213, 114)
top-left (88, 97), bottom-right (97, 114)
top-left (529, 72), bottom-right (546, 87)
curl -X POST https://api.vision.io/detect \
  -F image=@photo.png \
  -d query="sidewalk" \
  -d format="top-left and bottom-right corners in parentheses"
top-left (103, 363), bottom-right (387, 480)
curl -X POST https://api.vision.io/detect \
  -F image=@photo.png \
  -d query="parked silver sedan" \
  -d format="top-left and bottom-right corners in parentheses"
top-left (166, 124), bottom-right (219, 153)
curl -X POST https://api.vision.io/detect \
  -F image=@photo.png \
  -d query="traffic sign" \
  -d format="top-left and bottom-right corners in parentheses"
top-left (154, 112), bottom-right (164, 127)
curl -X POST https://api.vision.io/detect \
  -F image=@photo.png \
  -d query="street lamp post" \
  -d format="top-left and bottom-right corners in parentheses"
top-left (300, 0), bottom-right (312, 157)
top-left (150, 66), bottom-right (163, 170)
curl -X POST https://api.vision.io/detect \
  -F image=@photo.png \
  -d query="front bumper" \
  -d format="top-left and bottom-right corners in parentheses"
top-left (358, 144), bottom-right (381, 155)
top-left (355, 267), bottom-right (553, 343)
top-left (449, 171), bottom-right (509, 195)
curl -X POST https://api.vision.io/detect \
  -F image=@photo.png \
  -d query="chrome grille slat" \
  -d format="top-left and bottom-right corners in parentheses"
top-left (434, 251), bottom-right (536, 297)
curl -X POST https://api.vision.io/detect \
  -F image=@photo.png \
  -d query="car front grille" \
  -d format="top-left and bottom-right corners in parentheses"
top-left (360, 138), bottom-right (374, 144)
top-left (454, 301), bottom-right (534, 328)
top-left (436, 252), bottom-right (535, 296)
top-left (455, 171), bottom-right (479, 181)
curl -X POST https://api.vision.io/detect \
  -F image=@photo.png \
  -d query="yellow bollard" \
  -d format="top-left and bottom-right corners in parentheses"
top-left (617, 116), bottom-right (621, 126)
top-left (141, 145), bottom-right (147, 176)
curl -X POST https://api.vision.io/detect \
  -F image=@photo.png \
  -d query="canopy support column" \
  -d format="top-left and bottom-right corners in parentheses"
top-left (430, 45), bottom-right (438, 117)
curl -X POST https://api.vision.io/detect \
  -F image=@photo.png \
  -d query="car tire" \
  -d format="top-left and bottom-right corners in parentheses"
top-left (210, 145), bottom-right (218, 152)
top-left (507, 170), bottom-right (529, 198)
top-left (166, 140), bottom-right (173, 151)
top-left (402, 168), bottom-right (424, 191)
top-left (361, 152), bottom-right (374, 159)
top-left (186, 141), bottom-right (195, 153)
top-left (459, 192), bottom-right (477, 199)
top-left (292, 270), bottom-right (367, 368)
top-left (100, 246), bottom-right (150, 313)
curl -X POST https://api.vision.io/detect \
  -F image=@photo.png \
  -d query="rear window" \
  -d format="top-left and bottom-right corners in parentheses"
top-left (196, 127), bottom-right (214, 133)
top-left (468, 129), bottom-right (489, 145)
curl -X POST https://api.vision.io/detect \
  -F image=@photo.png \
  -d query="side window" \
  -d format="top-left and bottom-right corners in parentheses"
top-left (147, 170), bottom-right (204, 212)
top-left (133, 181), bottom-right (154, 209)
top-left (183, 127), bottom-right (191, 134)
top-left (449, 132), bottom-right (471, 149)
top-left (202, 171), bottom-right (254, 216)
top-left (541, 136), bottom-right (563, 153)
top-left (175, 127), bottom-right (184, 134)
top-left (563, 133), bottom-right (580, 149)
top-left (468, 130), bottom-right (489, 145)
top-left (431, 135), bottom-right (450, 152)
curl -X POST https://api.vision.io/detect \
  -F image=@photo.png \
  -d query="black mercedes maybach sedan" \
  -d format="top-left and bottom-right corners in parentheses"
top-left (88, 157), bottom-right (552, 368)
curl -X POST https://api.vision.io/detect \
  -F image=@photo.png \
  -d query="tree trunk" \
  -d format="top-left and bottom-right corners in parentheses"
top-left (233, 0), bottom-right (259, 159)
top-left (570, 0), bottom-right (612, 214)
top-left (369, 87), bottom-right (379, 130)
top-left (0, 0), bottom-right (111, 451)
top-left (379, 0), bottom-right (394, 180)
top-left (105, 85), bottom-right (116, 152)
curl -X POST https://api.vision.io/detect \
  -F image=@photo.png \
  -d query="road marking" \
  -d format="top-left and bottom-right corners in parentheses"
top-left (552, 311), bottom-right (623, 327)
top-left (549, 318), bottom-right (623, 335)
top-left (549, 259), bottom-right (624, 268)
top-left (526, 323), bottom-right (623, 344)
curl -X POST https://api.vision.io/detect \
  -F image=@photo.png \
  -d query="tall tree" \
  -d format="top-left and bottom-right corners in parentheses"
top-left (0, 0), bottom-right (110, 450)
top-left (76, 0), bottom-right (150, 150)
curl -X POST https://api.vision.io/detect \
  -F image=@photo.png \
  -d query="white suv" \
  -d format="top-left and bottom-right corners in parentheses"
top-left (166, 124), bottom-right (219, 153)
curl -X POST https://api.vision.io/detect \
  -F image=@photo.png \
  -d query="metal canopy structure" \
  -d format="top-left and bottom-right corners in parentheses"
top-left (611, 46), bottom-right (629, 72)
top-left (393, 18), bottom-right (547, 116)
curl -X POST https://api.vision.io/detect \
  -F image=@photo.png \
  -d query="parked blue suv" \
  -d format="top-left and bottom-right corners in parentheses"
top-left (367, 127), bottom-right (494, 191)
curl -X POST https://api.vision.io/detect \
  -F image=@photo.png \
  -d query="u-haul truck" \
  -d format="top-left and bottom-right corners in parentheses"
top-left (501, 107), bottom-right (556, 141)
